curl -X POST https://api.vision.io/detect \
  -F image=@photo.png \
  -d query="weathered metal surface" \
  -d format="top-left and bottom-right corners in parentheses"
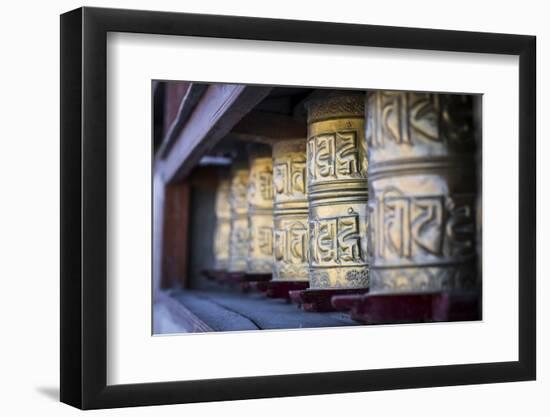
top-left (366, 91), bottom-right (479, 293)
top-left (213, 179), bottom-right (231, 270)
top-left (246, 146), bottom-right (274, 274)
top-left (272, 139), bottom-right (309, 281)
top-left (228, 162), bottom-right (250, 272)
top-left (305, 92), bottom-right (369, 289)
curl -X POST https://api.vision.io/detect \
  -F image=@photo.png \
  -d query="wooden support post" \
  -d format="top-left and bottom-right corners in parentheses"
top-left (160, 180), bottom-right (191, 289)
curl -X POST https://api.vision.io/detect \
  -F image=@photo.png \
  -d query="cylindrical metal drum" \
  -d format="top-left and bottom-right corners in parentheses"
top-left (305, 92), bottom-right (369, 289)
top-left (366, 91), bottom-right (479, 293)
top-left (213, 179), bottom-right (231, 270)
top-left (228, 162), bottom-right (250, 273)
top-left (272, 139), bottom-right (309, 282)
top-left (246, 146), bottom-right (274, 274)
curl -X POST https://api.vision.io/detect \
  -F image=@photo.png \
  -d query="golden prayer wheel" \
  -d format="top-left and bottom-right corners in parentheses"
top-left (228, 162), bottom-right (250, 273)
top-left (305, 92), bottom-right (369, 289)
top-left (246, 145), bottom-right (274, 274)
top-left (213, 179), bottom-right (231, 270)
top-left (272, 139), bottom-right (309, 282)
top-left (366, 91), bottom-right (479, 293)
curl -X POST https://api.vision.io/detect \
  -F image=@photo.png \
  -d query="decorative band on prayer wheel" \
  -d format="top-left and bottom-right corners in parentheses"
top-left (272, 139), bottom-right (309, 282)
top-left (228, 162), bottom-right (250, 273)
top-left (305, 92), bottom-right (369, 289)
top-left (246, 145), bottom-right (274, 274)
top-left (366, 91), bottom-right (479, 293)
top-left (213, 179), bottom-right (231, 270)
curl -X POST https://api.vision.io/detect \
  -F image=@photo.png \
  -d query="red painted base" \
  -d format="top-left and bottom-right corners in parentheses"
top-left (209, 272), bottom-right (271, 286)
top-left (331, 292), bottom-right (480, 324)
top-left (240, 280), bottom-right (271, 293)
top-left (252, 280), bottom-right (270, 292)
top-left (204, 271), bottom-right (245, 286)
top-left (201, 269), bottom-right (227, 281)
top-left (243, 273), bottom-right (272, 283)
top-left (239, 274), bottom-right (272, 293)
top-left (289, 288), bottom-right (368, 312)
top-left (265, 281), bottom-right (309, 299)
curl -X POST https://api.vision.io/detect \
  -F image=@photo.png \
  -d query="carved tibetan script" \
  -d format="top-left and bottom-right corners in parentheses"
top-left (310, 209), bottom-right (364, 267)
top-left (274, 220), bottom-right (308, 264)
top-left (273, 160), bottom-right (306, 197)
top-left (308, 131), bottom-right (365, 183)
top-left (371, 188), bottom-right (476, 265)
top-left (369, 92), bottom-right (441, 148)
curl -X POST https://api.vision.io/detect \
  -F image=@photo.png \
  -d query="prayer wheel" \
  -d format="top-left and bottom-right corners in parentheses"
top-left (305, 92), bottom-right (369, 289)
top-left (228, 162), bottom-right (250, 273)
top-left (366, 91), bottom-right (479, 293)
top-left (213, 178), bottom-right (231, 270)
top-left (272, 139), bottom-right (309, 282)
top-left (246, 145), bottom-right (274, 274)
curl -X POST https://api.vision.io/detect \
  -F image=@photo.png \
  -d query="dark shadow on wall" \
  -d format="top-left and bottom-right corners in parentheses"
top-left (187, 184), bottom-right (218, 290)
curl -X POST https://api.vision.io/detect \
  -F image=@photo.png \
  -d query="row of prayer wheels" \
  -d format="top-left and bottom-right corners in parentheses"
top-left (212, 90), bottom-right (479, 297)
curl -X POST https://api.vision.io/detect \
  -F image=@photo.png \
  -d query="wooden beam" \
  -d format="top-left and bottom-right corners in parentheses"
top-left (162, 84), bottom-right (272, 182)
top-left (231, 110), bottom-right (307, 140)
top-left (158, 83), bottom-right (208, 158)
top-left (152, 173), bottom-right (166, 294)
top-left (163, 82), bottom-right (192, 134)
top-left (224, 132), bottom-right (275, 146)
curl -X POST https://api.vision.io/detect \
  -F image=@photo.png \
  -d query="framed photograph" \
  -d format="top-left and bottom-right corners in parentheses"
top-left (60, 6), bottom-right (536, 409)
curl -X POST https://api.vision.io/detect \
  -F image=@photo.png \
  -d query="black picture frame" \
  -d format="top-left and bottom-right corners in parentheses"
top-left (60, 6), bottom-right (536, 410)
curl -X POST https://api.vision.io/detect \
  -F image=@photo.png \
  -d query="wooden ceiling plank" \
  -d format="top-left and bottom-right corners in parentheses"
top-left (161, 84), bottom-right (272, 182)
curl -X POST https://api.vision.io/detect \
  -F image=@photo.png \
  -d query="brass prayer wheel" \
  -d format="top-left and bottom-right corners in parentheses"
top-left (213, 179), bottom-right (231, 270)
top-left (246, 145), bottom-right (274, 274)
top-left (305, 92), bottom-right (369, 289)
top-left (228, 162), bottom-right (250, 273)
top-left (272, 139), bottom-right (309, 282)
top-left (366, 91), bottom-right (479, 293)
